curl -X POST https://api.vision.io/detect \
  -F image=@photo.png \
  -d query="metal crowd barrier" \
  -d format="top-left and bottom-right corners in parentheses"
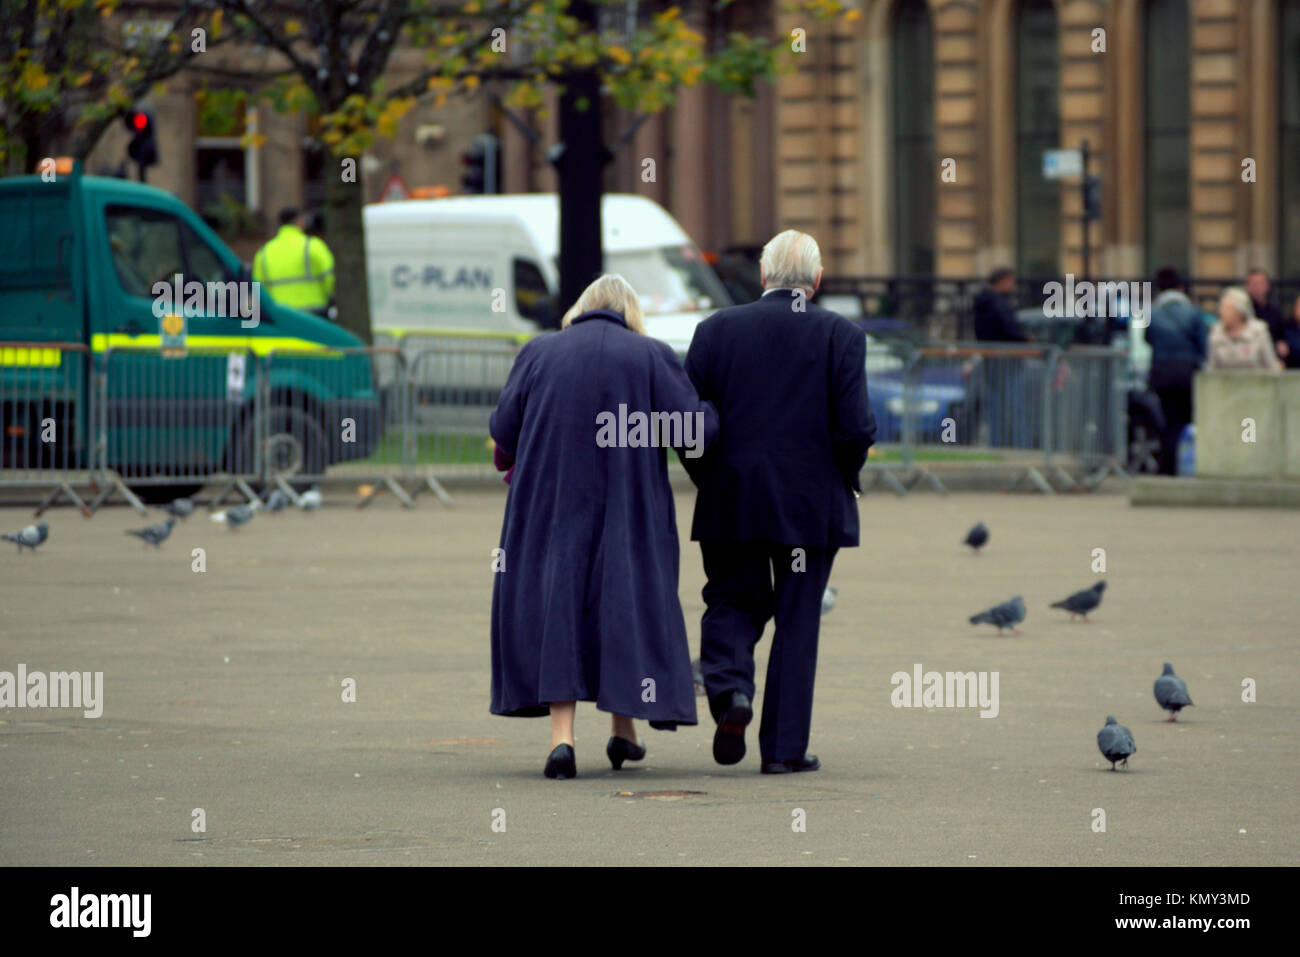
top-left (255, 346), bottom-right (409, 507)
top-left (404, 339), bottom-right (521, 495)
top-left (2, 333), bottom-right (1131, 513)
top-left (877, 341), bottom-right (1129, 495)
top-left (0, 341), bottom-right (94, 513)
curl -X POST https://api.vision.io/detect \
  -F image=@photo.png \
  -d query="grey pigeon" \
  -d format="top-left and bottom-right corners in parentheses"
top-left (160, 497), bottom-right (195, 520)
top-left (1050, 581), bottom-right (1107, 621)
top-left (126, 517), bottom-right (175, 548)
top-left (969, 595), bottom-right (1026, 634)
top-left (299, 487), bottom-right (322, 512)
top-left (1153, 662), bottom-right (1194, 722)
top-left (821, 585), bottom-right (837, 615)
top-left (1097, 715), bottom-right (1136, 771)
top-left (963, 521), bottom-right (989, 554)
top-left (212, 503), bottom-right (257, 530)
top-left (266, 488), bottom-right (289, 512)
top-left (3, 521), bottom-right (49, 553)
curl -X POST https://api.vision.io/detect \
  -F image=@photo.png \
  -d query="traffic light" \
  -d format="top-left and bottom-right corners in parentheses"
top-left (460, 134), bottom-right (500, 194)
top-left (124, 109), bottom-right (158, 180)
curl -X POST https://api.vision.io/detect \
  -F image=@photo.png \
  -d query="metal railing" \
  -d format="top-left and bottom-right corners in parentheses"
top-left (0, 333), bottom-right (1130, 512)
top-left (0, 341), bottom-right (94, 513)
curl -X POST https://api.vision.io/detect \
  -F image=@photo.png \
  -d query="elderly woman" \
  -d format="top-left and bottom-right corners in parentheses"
top-left (1208, 287), bottom-right (1283, 371)
top-left (489, 274), bottom-right (718, 779)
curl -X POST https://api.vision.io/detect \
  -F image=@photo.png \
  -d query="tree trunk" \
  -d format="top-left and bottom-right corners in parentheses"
top-left (324, 169), bottom-right (372, 344)
top-left (557, 1), bottom-right (603, 313)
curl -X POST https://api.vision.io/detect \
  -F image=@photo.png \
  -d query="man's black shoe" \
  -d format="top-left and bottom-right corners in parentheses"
top-left (711, 692), bottom-right (752, 765)
top-left (760, 754), bottom-right (820, 774)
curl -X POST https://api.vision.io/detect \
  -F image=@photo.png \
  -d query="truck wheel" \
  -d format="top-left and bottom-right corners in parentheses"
top-left (231, 405), bottom-right (327, 480)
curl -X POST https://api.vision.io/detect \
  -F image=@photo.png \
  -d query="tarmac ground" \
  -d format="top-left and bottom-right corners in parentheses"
top-left (1, 488), bottom-right (1296, 866)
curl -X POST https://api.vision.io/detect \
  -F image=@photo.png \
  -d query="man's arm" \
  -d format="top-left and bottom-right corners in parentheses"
top-left (831, 329), bottom-right (875, 494)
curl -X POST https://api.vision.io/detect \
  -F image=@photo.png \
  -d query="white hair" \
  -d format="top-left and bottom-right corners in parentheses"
top-left (561, 273), bottom-right (645, 334)
top-left (760, 229), bottom-right (822, 291)
top-left (1219, 286), bottom-right (1256, 323)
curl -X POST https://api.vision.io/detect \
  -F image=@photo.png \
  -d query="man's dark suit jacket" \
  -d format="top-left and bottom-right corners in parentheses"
top-left (683, 288), bottom-right (876, 548)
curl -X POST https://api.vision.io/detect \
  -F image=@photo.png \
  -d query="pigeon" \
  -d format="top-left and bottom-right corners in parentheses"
top-left (126, 517), bottom-right (175, 548)
top-left (299, 487), bottom-right (322, 512)
top-left (821, 585), bottom-right (837, 615)
top-left (969, 595), bottom-right (1026, 634)
top-left (3, 522), bottom-right (49, 553)
top-left (1097, 715), bottom-right (1136, 771)
top-left (963, 521), bottom-right (989, 554)
top-left (1050, 581), bottom-right (1107, 621)
top-left (691, 657), bottom-right (705, 696)
top-left (266, 488), bottom-right (290, 512)
top-left (212, 502), bottom-right (257, 530)
top-left (159, 497), bottom-right (195, 520)
top-left (1153, 662), bottom-right (1194, 722)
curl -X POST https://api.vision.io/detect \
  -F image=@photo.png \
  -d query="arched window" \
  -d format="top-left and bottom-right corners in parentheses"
top-left (1015, 0), bottom-right (1060, 278)
top-left (1144, 0), bottom-right (1190, 273)
top-left (1280, 0), bottom-right (1300, 274)
top-left (892, 0), bottom-right (935, 275)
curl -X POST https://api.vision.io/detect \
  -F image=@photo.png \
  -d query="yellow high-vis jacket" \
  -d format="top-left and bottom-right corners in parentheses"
top-left (252, 224), bottom-right (335, 311)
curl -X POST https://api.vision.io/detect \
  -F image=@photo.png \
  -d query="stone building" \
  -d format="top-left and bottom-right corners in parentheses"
top-left (86, 0), bottom-right (1298, 279)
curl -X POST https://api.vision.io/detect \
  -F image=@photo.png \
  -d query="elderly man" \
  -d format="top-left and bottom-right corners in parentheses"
top-left (683, 230), bottom-right (876, 774)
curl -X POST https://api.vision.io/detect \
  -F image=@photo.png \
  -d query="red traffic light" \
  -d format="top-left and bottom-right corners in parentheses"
top-left (131, 111), bottom-right (149, 132)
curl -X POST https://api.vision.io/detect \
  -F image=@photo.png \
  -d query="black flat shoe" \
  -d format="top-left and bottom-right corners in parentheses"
top-left (606, 736), bottom-right (646, 770)
top-left (711, 692), bottom-right (753, 766)
top-left (761, 753), bottom-right (820, 774)
top-left (544, 743), bottom-right (577, 779)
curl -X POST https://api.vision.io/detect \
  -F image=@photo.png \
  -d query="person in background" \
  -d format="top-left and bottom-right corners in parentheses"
top-left (1244, 268), bottom-right (1284, 357)
top-left (972, 267), bottom-right (1033, 449)
top-left (1145, 267), bottom-right (1207, 474)
top-left (252, 207), bottom-right (335, 319)
top-left (1208, 287), bottom-right (1282, 372)
top-left (972, 267), bottom-right (1032, 343)
top-left (1277, 296), bottom-right (1300, 369)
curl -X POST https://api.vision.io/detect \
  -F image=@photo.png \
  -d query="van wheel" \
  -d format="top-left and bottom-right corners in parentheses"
top-left (231, 406), bottom-right (327, 479)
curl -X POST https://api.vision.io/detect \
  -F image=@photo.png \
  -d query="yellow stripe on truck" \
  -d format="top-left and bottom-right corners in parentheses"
top-left (90, 334), bottom-right (341, 356)
top-left (0, 346), bottom-right (61, 367)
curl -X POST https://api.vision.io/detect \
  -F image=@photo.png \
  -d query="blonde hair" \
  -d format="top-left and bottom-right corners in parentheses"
top-left (561, 273), bottom-right (645, 334)
top-left (761, 229), bottom-right (822, 291)
top-left (1219, 286), bottom-right (1256, 323)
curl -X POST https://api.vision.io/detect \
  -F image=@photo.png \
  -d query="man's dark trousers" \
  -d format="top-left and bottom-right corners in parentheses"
top-left (701, 541), bottom-right (838, 763)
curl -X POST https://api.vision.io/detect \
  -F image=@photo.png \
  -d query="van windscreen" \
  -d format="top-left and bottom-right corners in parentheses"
top-left (605, 245), bottom-right (732, 316)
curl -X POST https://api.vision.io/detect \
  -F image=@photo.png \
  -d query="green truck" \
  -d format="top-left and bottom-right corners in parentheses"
top-left (0, 162), bottom-right (379, 497)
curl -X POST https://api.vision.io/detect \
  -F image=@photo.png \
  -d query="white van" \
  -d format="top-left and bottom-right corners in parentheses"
top-left (363, 193), bottom-right (732, 353)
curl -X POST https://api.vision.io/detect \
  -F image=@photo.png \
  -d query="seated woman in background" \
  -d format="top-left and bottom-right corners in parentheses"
top-left (1207, 287), bottom-right (1282, 372)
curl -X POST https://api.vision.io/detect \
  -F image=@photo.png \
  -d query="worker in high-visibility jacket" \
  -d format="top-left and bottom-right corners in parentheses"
top-left (252, 207), bottom-right (335, 317)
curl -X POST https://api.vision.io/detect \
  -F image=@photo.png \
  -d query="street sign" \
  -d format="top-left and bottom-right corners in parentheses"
top-left (378, 172), bottom-right (409, 202)
top-left (1042, 149), bottom-right (1083, 180)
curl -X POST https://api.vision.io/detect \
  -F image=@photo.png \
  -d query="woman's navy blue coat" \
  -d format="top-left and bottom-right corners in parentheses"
top-left (489, 310), bottom-right (718, 728)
